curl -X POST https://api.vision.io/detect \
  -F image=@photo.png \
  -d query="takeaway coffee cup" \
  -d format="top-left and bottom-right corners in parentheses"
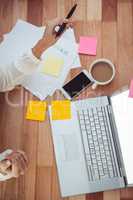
top-left (89, 58), bottom-right (115, 89)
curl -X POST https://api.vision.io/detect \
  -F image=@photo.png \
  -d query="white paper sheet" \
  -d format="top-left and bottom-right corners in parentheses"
top-left (0, 20), bottom-right (81, 99)
top-left (0, 20), bottom-right (45, 66)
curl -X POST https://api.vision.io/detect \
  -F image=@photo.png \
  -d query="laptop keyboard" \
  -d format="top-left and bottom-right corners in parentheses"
top-left (77, 105), bottom-right (119, 181)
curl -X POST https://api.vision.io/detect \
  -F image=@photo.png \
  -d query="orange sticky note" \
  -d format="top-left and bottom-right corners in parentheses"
top-left (51, 100), bottom-right (71, 120)
top-left (26, 100), bottom-right (46, 121)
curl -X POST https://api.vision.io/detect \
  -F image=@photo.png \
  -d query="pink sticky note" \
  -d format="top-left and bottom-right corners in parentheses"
top-left (78, 36), bottom-right (97, 55)
top-left (129, 80), bottom-right (133, 97)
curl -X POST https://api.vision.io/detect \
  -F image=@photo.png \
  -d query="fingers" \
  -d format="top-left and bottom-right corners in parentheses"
top-left (0, 160), bottom-right (11, 172)
top-left (12, 160), bottom-right (19, 178)
top-left (6, 150), bottom-right (28, 178)
top-left (66, 22), bottom-right (73, 29)
top-left (59, 18), bottom-right (74, 26)
top-left (58, 19), bottom-right (74, 31)
top-left (7, 151), bottom-right (28, 165)
top-left (16, 151), bottom-right (29, 166)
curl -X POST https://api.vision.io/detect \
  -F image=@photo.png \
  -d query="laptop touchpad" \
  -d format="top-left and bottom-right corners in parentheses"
top-left (61, 134), bottom-right (80, 161)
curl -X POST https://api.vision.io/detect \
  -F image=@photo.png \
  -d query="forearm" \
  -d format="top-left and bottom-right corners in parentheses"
top-left (32, 38), bottom-right (47, 59)
top-left (32, 34), bottom-right (57, 59)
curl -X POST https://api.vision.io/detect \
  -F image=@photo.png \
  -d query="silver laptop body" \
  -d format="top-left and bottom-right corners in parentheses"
top-left (49, 90), bottom-right (132, 197)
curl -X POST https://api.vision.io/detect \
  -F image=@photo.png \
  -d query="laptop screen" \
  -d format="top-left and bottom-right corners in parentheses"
top-left (111, 90), bottom-right (133, 185)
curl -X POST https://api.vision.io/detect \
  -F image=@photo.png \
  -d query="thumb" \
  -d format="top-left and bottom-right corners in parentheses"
top-left (0, 160), bottom-right (11, 171)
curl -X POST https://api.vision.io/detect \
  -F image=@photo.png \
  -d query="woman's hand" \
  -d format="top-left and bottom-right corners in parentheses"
top-left (32, 18), bottom-right (73, 59)
top-left (0, 150), bottom-right (28, 178)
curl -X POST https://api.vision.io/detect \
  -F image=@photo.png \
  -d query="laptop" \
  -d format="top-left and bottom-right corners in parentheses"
top-left (49, 89), bottom-right (133, 197)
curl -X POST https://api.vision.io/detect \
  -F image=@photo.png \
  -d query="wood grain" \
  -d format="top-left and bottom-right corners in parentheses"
top-left (0, 0), bottom-right (133, 200)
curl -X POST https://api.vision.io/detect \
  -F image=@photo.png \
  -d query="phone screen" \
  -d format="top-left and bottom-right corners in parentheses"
top-left (63, 72), bottom-right (92, 98)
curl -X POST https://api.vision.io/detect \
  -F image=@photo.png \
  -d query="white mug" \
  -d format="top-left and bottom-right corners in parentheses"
top-left (89, 58), bottom-right (116, 90)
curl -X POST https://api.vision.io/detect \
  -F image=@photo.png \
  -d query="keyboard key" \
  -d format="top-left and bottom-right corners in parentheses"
top-left (88, 135), bottom-right (92, 140)
top-left (91, 154), bottom-right (96, 159)
top-left (101, 127), bottom-right (106, 131)
top-left (79, 115), bottom-right (84, 119)
top-left (98, 162), bottom-right (102, 166)
top-left (83, 110), bottom-right (88, 115)
top-left (109, 171), bottom-right (114, 177)
top-left (81, 125), bottom-right (86, 130)
top-left (97, 107), bottom-right (102, 112)
top-left (92, 159), bottom-right (97, 164)
top-left (96, 125), bottom-right (100, 129)
top-left (85, 115), bottom-right (89, 120)
top-left (86, 154), bottom-right (91, 160)
top-left (92, 131), bottom-right (96, 136)
top-left (90, 118), bottom-right (94, 122)
top-left (98, 112), bottom-right (103, 117)
top-left (87, 130), bottom-right (91, 135)
top-left (80, 119), bottom-right (85, 124)
top-left (93, 136), bottom-right (97, 141)
top-left (91, 149), bottom-right (95, 154)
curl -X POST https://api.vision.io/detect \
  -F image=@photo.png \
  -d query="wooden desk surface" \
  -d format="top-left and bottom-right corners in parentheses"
top-left (0, 0), bottom-right (133, 200)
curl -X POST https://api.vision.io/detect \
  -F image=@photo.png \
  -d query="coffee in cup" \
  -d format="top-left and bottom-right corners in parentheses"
top-left (89, 59), bottom-right (115, 89)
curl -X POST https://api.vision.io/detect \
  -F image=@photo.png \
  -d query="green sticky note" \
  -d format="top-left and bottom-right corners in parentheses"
top-left (41, 55), bottom-right (64, 77)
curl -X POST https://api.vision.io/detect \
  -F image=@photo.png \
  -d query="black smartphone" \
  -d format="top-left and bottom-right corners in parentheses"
top-left (61, 70), bottom-right (92, 99)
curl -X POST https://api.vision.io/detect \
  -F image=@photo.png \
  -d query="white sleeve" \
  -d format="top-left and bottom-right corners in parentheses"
top-left (0, 49), bottom-right (41, 92)
top-left (14, 49), bottom-right (40, 75)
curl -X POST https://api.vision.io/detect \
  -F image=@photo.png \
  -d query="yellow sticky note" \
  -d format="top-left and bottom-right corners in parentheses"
top-left (41, 55), bottom-right (64, 77)
top-left (26, 100), bottom-right (46, 121)
top-left (51, 100), bottom-right (71, 120)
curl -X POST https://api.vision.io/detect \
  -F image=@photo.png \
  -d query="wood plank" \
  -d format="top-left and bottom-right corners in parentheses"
top-left (20, 91), bottom-right (38, 200)
top-left (86, 0), bottom-right (102, 21)
top-left (37, 114), bottom-right (54, 167)
top-left (12, 0), bottom-right (27, 24)
top-left (86, 192), bottom-right (103, 200)
top-left (69, 195), bottom-right (86, 200)
top-left (27, 0), bottom-right (43, 26)
top-left (43, 0), bottom-right (57, 21)
top-left (65, 0), bottom-right (87, 21)
top-left (103, 190), bottom-right (120, 200)
top-left (102, 0), bottom-right (117, 21)
top-left (0, 89), bottom-right (25, 199)
top-left (117, 0), bottom-right (133, 88)
top-left (101, 21), bottom-right (119, 95)
top-left (0, 0), bottom-right (13, 34)
top-left (35, 167), bottom-right (52, 200)
top-left (120, 188), bottom-right (133, 200)
top-left (57, 0), bottom-right (65, 18)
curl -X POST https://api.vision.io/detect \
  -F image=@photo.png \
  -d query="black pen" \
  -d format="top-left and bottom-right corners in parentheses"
top-left (55, 3), bottom-right (77, 37)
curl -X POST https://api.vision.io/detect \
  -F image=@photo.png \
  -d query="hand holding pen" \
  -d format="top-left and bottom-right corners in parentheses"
top-left (54, 4), bottom-right (77, 37)
top-left (32, 18), bottom-right (74, 59)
